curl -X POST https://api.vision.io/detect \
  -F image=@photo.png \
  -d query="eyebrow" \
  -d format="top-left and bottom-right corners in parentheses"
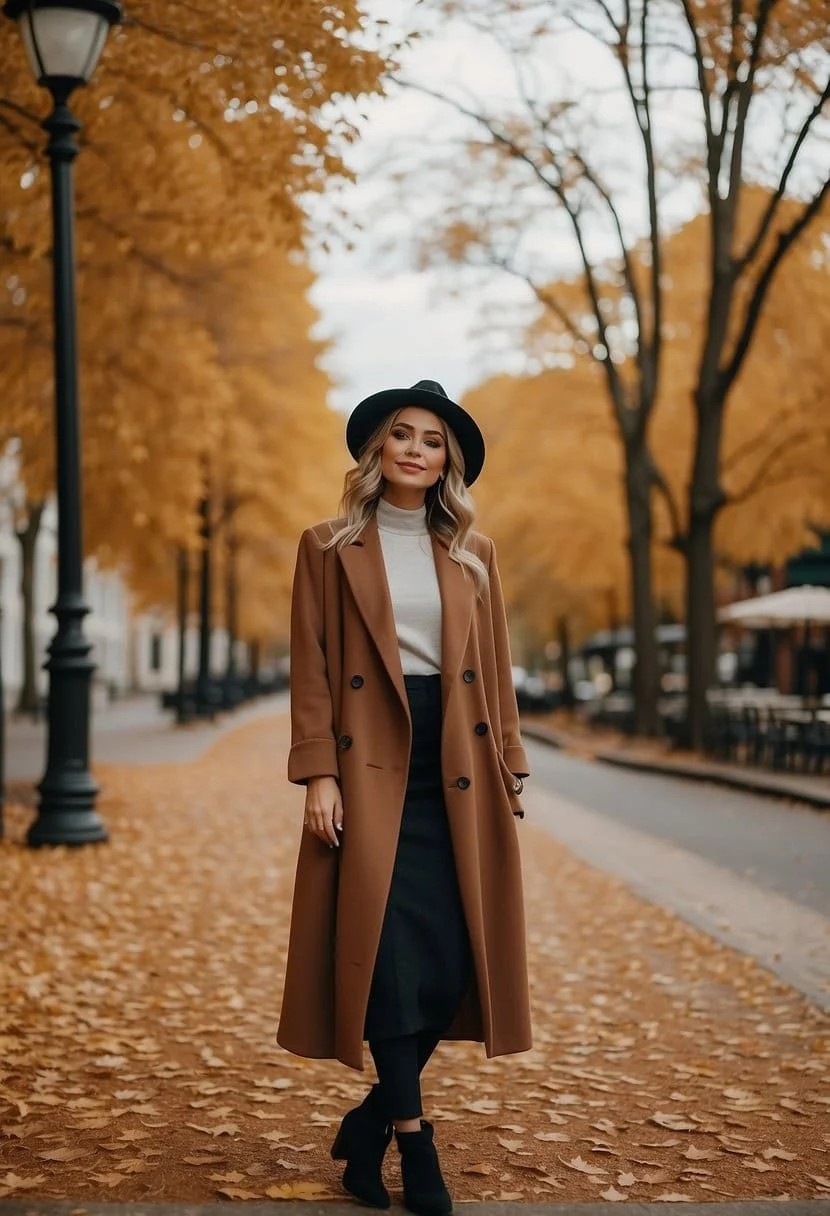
top-left (393, 423), bottom-right (445, 437)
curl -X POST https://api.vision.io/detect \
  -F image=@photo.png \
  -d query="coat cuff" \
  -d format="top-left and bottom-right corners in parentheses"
top-left (287, 737), bottom-right (340, 786)
top-left (504, 743), bottom-right (530, 779)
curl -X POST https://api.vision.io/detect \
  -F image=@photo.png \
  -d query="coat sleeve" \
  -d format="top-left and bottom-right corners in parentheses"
top-left (487, 537), bottom-right (530, 779)
top-left (286, 527), bottom-right (340, 786)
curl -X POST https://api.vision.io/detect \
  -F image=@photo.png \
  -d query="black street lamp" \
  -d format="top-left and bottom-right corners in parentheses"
top-left (3, 0), bottom-right (121, 846)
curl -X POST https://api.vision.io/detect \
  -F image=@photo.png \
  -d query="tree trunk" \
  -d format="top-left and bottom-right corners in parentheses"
top-left (684, 404), bottom-right (725, 751)
top-left (556, 615), bottom-right (574, 710)
top-left (624, 441), bottom-right (660, 736)
top-left (195, 480), bottom-right (214, 718)
top-left (15, 501), bottom-right (45, 717)
top-left (225, 532), bottom-right (238, 680)
top-left (249, 639), bottom-right (261, 683)
top-left (175, 546), bottom-right (189, 725)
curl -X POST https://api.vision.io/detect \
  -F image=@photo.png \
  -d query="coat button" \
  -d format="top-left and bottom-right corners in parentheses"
top-left (463, 669), bottom-right (476, 683)
top-left (350, 675), bottom-right (364, 688)
top-left (474, 721), bottom-right (488, 735)
top-left (338, 734), bottom-right (353, 749)
top-left (457, 776), bottom-right (470, 789)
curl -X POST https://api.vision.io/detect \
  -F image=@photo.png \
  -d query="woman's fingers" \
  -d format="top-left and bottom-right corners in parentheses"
top-left (320, 812), bottom-right (339, 847)
top-left (304, 797), bottom-right (342, 847)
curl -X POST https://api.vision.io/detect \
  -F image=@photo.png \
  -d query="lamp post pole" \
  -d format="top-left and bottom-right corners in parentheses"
top-left (33, 77), bottom-right (104, 845)
top-left (3, 0), bottom-right (122, 846)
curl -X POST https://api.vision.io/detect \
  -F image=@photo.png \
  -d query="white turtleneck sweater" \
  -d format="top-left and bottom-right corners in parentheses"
top-left (375, 495), bottom-right (442, 675)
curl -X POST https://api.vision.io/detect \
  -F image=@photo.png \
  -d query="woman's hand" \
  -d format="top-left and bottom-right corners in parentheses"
top-left (304, 776), bottom-right (343, 848)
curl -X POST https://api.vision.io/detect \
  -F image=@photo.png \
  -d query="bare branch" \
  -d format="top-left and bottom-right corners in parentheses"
top-left (737, 74), bottom-right (830, 271)
top-left (723, 178), bottom-right (830, 391)
top-left (394, 76), bottom-right (630, 422)
top-left (723, 402), bottom-right (824, 472)
top-left (0, 96), bottom-right (42, 125)
top-left (725, 0), bottom-right (774, 207)
top-left (678, 0), bottom-right (717, 206)
top-left (488, 256), bottom-right (592, 348)
top-left (122, 14), bottom-right (222, 55)
top-left (650, 455), bottom-right (684, 546)
top-left (729, 461), bottom-right (830, 507)
top-left (587, 0), bottom-right (620, 38)
top-left (569, 147), bottom-right (645, 342)
top-left (560, 9), bottom-right (616, 49)
top-left (637, 0), bottom-right (662, 407)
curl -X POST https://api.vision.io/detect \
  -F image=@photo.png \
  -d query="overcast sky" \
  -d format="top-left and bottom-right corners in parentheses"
top-left (306, 0), bottom-right (701, 416)
top-left (305, 3), bottom-right (611, 416)
top-left (305, 1), bottom-right (813, 419)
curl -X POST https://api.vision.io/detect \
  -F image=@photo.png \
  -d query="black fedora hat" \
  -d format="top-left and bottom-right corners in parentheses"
top-left (345, 379), bottom-right (485, 486)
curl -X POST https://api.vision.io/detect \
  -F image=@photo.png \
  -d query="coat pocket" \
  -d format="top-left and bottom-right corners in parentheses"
top-left (496, 752), bottom-right (525, 819)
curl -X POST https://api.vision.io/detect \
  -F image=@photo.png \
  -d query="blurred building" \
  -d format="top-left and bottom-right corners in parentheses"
top-left (0, 453), bottom-right (231, 710)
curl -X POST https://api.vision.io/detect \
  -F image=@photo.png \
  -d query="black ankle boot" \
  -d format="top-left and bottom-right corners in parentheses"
top-left (331, 1084), bottom-right (393, 1208)
top-left (395, 1119), bottom-right (453, 1216)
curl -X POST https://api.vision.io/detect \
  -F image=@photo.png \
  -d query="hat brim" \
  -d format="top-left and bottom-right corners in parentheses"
top-left (345, 387), bottom-right (485, 486)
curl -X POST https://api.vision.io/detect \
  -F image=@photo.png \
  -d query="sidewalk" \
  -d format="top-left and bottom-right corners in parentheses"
top-left (2, 1201), bottom-right (830, 1215)
top-left (1, 709), bottom-right (829, 1206)
top-left (4, 690), bottom-right (290, 784)
top-left (521, 716), bottom-right (830, 810)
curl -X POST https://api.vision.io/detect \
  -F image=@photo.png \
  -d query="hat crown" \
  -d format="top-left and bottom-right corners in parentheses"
top-left (410, 379), bottom-right (448, 398)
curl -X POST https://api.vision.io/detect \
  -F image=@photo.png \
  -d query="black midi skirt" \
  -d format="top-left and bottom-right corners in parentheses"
top-left (363, 673), bottom-right (473, 1042)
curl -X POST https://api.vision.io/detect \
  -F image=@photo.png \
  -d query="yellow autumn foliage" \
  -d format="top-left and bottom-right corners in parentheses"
top-left (467, 188), bottom-right (829, 650)
top-left (0, 1), bottom-right (388, 647)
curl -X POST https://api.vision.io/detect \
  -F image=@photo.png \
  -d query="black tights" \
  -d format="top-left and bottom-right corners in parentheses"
top-left (368, 1029), bottom-right (441, 1122)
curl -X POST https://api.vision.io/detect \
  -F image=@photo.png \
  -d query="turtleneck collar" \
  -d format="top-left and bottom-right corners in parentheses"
top-left (376, 494), bottom-right (429, 535)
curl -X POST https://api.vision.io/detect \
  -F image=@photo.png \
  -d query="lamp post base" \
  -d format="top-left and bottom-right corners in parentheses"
top-left (28, 773), bottom-right (107, 847)
top-left (26, 599), bottom-right (107, 848)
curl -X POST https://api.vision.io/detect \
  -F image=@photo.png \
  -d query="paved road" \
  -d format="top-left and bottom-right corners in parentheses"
top-left (525, 738), bottom-right (830, 1010)
top-left (525, 739), bottom-right (830, 918)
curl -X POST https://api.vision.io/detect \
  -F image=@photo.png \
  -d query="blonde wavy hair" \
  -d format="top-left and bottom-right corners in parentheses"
top-left (321, 408), bottom-right (489, 598)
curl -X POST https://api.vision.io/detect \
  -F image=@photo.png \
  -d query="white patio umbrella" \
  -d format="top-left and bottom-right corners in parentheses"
top-left (718, 585), bottom-right (830, 628)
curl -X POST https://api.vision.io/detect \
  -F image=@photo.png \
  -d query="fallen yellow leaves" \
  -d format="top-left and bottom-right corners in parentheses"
top-left (264, 1182), bottom-right (340, 1199)
top-left (90, 1172), bottom-right (129, 1188)
top-left (185, 1123), bottom-right (241, 1137)
top-left (600, 1185), bottom-right (628, 1200)
top-left (0, 712), bottom-right (828, 1204)
top-left (0, 1172), bottom-right (47, 1194)
top-left (561, 1155), bottom-right (608, 1175)
top-left (651, 1111), bottom-right (700, 1131)
top-left (36, 1148), bottom-right (89, 1162)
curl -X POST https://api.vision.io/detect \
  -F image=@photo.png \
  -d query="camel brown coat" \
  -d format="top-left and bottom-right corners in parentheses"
top-left (275, 511), bottom-right (532, 1071)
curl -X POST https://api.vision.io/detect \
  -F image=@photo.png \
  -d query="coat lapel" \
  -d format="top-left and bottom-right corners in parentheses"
top-left (339, 514), bottom-right (406, 715)
top-left (338, 512), bottom-right (476, 718)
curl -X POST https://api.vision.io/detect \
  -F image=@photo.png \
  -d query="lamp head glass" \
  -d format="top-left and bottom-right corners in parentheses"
top-left (3, 0), bottom-right (121, 87)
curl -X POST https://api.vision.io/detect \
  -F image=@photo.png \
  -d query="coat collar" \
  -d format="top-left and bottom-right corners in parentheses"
top-left (338, 511), bottom-right (476, 719)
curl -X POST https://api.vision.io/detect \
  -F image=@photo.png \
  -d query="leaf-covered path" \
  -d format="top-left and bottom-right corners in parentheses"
top-left (1, 712), bottom-right (828, 1203)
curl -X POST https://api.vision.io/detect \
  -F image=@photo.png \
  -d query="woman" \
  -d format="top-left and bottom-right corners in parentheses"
top-left (276, 380), bottom-right (532, 1216)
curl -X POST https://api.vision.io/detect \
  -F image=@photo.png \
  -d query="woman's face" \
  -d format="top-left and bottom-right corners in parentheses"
top-left (380, 407), bottom-right (448, 495)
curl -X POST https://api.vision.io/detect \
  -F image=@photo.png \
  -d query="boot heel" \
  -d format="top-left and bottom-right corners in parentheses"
top-left (329, 1089), bottom-right (393, 1209)
top-left (395, 1119), bottom-right (453, 1216)
top-left (330, 1126), bottom-right (347, 1160)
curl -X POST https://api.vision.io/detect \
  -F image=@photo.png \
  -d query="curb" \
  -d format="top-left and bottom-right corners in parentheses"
top-left (520, 720), bottom-right (830, 811)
